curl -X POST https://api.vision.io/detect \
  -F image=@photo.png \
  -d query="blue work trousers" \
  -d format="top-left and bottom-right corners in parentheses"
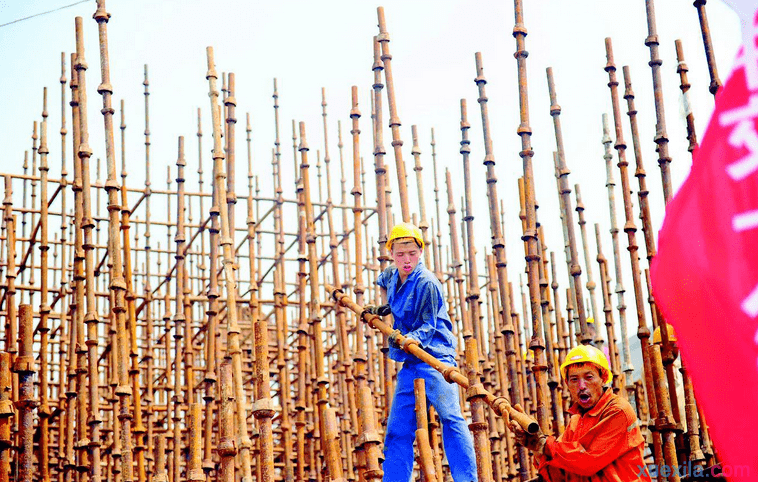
top-left (382, 359), bottom-right (477, 482)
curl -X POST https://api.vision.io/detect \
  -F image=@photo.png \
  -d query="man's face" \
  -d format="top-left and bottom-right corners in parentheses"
top-left (567, 363), bottom-right (605, 412)
top-left (390, 239), bottom-right (422, 278)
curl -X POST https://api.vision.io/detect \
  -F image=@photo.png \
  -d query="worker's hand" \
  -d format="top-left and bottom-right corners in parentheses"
top-left (363, 304), bottom-right (391, 316)
top-left (400, 337), bottom-right (420, 351)
top-left (388, 329), bottom-right (403, 348)
top-left (509, 404), bottom-right (547, 454)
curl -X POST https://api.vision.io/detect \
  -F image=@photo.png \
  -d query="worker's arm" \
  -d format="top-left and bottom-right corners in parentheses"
top-left (403, 280), bottom-right (441, 347)
top-left (537, 407), bottom-right (640, 477)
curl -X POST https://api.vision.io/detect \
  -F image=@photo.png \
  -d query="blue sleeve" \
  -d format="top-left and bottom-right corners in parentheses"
top-left (405, 280), bottom-right (441, 348)
top-left (377, 269), bottom-right (387, 289)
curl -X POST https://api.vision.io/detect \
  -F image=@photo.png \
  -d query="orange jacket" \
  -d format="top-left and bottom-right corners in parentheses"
top-left (534, 389), bottom-right (652, 482)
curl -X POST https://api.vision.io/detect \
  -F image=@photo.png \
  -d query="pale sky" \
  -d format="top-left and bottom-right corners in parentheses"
top-left (0, 0), bottom-right (743, 347)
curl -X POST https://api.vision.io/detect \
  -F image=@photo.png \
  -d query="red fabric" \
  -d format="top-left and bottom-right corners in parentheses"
top-left (534, 390), bottom-right (651, 482)
top-left (651, 7), bottom-right (758, 481)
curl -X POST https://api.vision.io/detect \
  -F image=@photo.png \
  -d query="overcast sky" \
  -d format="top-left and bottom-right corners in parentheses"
top-left (0, 1), bottom-right (743, 344)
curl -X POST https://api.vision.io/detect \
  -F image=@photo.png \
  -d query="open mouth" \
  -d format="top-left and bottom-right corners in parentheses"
top-left (579, 393), bottom-right (591, 404)
top-left (403, 265), bottom-right (412, 271)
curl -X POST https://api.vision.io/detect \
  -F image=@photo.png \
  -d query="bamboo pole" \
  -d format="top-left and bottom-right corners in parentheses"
top-left (206, 47), bottom-right (255, 482)
top-left (75, 16), bottom-right (105, 481)
top-left (15, 305), bottom-right (36, 482)
top-left (38, 87), bottom-right (52, 482)
top-left (376, 7), bottom-right (410, 222)
top-left (605, 38), bottom-right (674, 481)
top-left (593, 224), bottom-right (622, 393)
top-left (413, 379), bottom-right (438, 482)
top-left (546, 68), bottom-right (590, 345)
top-left (299, 121), bottom-right (346, 482)
top-left (93, 3), bottom-right (135, 480)
top-left (600, 114), bottom-right (632, 381)
top-left (644, 0), bottom-right (674, 203)
top-left (0, 352), bottom-right (11, 482)
top-left (470, 59), bottom-right (531, 481)
top-left (693, 0), bottom-right (721, 95)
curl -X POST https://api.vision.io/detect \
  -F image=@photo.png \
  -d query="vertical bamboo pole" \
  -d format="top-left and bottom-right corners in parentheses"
top-left (173, 136), bottom-right (188, 482)
top-left (75, 16), bottom-right (104, 481)
top-left (39, 87), bottom-right (53, 482)
top-left (93, 4), bottom-right (134, 480)
top-left (295, 168), bottom-right (309, 482)
top-left (411, 125), bottom-right (432, 268)
top-left (600, 114), bottom-right (632, 380)
top-left (413, 379), bottom-right (438, 482)
top-left (15, 305), bottom-right (36, 482)
top-left (644, 0), bottom-right (674, 203)
top-left (455, 101), bottom-right (474, 343)
top-left (671, 44), bottom-right (707, 467)
top-left (546, 68), bottom-right (590, 344)
top-left (206, 47), bottom-right (255, 482)
top-left (430, 129), bottom-right (443, 278)
top-left (120, 100), bottom-right (147, 482)
top-left (622, 66), bottom-right (684, 430)
top-left (322, 92), bottom-right (358, 481)
top-left (573, 185), bottom-right (601, 347)
top-left (217, 363), bottom-right (236, 482)
top-left (273, 80), bottom-right (295, 482)
top-left (300, 121), bottom-right (346, 482)
top-left (0, 352), bottom-right (11, 482)
top-left (371, 35), bottom-right (394, 421)
top-left (142, 64), bottom-right (156, 482)
top-left (225, 73), bottom-right (237, 237)
top-left (465, 338), bottom-right (494, 482)
top-left (376, 7), bottom-right (410, 222)
top-left (674, 42), bottom-right (699, 154)
top-left (58, 51), bottom-right (71, 482)
top-left (605, 38), bottom-right (673, 480)
top-left (593, 225), bottom-right (622, 392)
top-left (692, 0), bottom-right (721, 95)
top-left (473, 52), bottom-right (531, 478)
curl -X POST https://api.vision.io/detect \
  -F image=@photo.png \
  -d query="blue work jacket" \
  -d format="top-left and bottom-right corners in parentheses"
top-left (376, 261), bottom-right (458, 363)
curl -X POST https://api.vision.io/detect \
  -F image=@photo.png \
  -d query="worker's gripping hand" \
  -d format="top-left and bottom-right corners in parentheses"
top-left (509, 404), bottom-right (547, 454)
top-left (363, 304), bottom-right (391, 316)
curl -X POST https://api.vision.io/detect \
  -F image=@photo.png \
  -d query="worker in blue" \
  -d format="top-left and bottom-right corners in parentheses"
top-left (373, 222), bottom-right (477, 482)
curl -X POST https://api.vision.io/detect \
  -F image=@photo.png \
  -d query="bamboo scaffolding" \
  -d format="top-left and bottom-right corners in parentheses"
top-left (0, 6), bottom-right (725, 481)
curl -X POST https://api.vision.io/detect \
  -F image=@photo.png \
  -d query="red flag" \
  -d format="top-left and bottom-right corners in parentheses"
top-left (652, 5), bottom-right (758, 480)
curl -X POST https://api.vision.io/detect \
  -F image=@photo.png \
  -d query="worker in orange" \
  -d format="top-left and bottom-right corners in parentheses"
top-left (509, 345), bottom-right (652, 482)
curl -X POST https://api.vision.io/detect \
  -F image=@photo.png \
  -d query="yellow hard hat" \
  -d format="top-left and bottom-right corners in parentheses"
top-left (652, 323), bottom-right (677, 345)
top-left (586, 317), bottom-right (594, 324)
top-left (560, 345), bottom-right (612, 385)
top-left (386, 222), bottom-right (424, 251)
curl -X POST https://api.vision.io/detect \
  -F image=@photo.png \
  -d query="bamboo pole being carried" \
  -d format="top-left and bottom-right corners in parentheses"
top-left (325, 284), bottom-right (540, 435)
